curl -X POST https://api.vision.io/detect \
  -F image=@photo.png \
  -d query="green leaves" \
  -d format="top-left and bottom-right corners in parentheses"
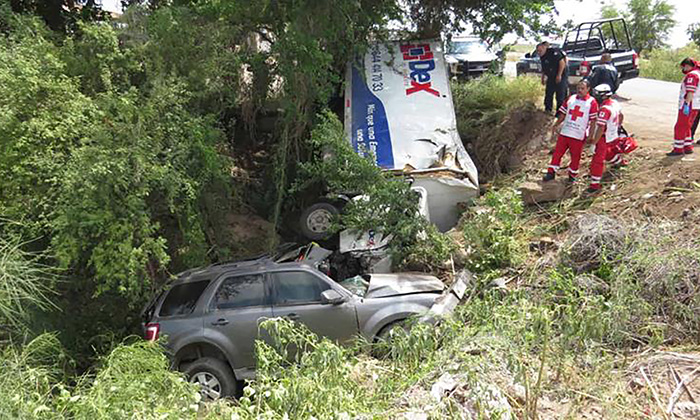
top-left (602, 0), bottom-right (677, 55)
top-left (0, 16), bottom-right (228, 305)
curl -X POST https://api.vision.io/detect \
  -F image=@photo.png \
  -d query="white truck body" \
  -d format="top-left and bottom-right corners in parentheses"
top-left (344, 40), bottom-right (479, 231)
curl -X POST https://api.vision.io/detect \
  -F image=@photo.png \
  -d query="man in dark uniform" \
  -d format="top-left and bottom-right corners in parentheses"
top-left (537, 41), bottom-right (568, 114)
top-left (589, 53), bottom-right (619, 93)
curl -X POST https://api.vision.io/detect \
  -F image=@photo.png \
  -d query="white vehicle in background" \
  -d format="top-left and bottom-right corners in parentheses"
top-left (445, 36), bottom-right (503, 79)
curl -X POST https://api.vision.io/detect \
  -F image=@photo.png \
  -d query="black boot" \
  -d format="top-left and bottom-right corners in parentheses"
top-left (542, 172), bottom-right (555, 182)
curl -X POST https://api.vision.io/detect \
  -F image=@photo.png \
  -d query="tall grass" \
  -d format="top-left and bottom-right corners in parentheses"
top-left (0, 336), bottom-right (202, 419)
top-left (640, 43), bottom-right (700, 82)
top-left (0, 333), bottom-right (66, 419)
top-left (451, 75), bottom-right (543, 127)
top-left (451, 75), bottom-right (545, 181)
top-left (0, 237), bottom-right (56, 334)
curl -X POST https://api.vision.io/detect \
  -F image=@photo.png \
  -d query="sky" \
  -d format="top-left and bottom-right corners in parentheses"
top-left (100, 0), bottom-right (696, 48)
top-left (551, 0), bottom-right (695, 48)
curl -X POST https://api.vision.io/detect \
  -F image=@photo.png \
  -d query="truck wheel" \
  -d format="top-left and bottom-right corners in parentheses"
top-left (299, 202), bottom-right (339, 241)
top-left (184, 357), bottom-right (238, 400)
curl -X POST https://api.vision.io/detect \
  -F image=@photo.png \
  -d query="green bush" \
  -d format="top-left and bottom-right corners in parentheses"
top-left (0, 336), bottom-right (202, 420)
top-left (0, 14), bottom-right (229, 306)
top-left (0, 237), bottom-right (56, 335)
top-left (64, 340), bottom-right (201, 419)
top-left (461, 188), bottom-right (527, 273)
top-left (0, 333), bottom-right (67, 419)
top-left (640, 43), bottom-right (700, 82)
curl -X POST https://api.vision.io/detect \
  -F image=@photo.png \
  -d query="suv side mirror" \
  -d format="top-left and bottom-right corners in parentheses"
top-left (321, 289), bottom-right (346, 305)
top-left (525, 52), bottom-right (531, 58)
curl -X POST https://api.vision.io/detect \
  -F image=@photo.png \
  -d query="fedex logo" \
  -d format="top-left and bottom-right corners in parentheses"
top-left (401, 43), bottom-right (440, 97)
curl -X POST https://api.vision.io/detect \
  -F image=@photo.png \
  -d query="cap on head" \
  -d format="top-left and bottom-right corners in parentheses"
top-left (594, 83), bottom-right (613, 98)
top-left (680, 57), bottom-right (695, 67)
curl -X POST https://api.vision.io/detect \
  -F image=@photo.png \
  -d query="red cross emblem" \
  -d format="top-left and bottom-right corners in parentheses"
top-left (568, 105), bottom-right (584, 121)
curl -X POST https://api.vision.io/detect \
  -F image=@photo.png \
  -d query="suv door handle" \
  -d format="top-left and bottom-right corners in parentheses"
top-left (285, 313), bottom-right (300, 321)
top-left (211, 318), bottom-right (229, 326)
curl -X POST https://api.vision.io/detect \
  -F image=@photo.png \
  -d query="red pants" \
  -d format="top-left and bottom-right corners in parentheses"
top-left (673, 108), bottom-right (699, 153)
top-left (548, 135), bottom-right (584, 179)
top-left (606, 136), bottom-right (638, 165)
top-left (589, 138), bottom-right (610, 189)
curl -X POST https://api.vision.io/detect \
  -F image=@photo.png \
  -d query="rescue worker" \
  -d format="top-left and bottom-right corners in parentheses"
top-left (689, 59), bottom-right (700, 144)
top-left (668, 57), bottom-right (700, 156)
top-left (537, 41), bottom-right (569, 114)
top-left (543, 79), bottom-right (598, 182)
top-left (605, 126), bottom-right (637, 168)
top-left (588, 53), bottom-right (619, 93)
top-left (586, 84), bottom-right (623, 193)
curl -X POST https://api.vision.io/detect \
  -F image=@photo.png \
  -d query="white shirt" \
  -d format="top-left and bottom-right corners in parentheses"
top-left (558, 94), bottom-right (598, 140)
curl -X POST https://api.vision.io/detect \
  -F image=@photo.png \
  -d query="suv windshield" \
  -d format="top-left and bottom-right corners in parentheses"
top-left (449, 40), bottom-right (489, 54)
top-left (160, 280), bottom-right (210, 317)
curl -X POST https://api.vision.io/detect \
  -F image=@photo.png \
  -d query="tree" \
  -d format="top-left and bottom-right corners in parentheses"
top-left (9, 0), bottom-right (107, 32)
top-left (402, 0), bottom-right (557, 44)
top-left (601, 0), bottom-right (676, 55)
top-left (689, 23), bottom-right (700, 48)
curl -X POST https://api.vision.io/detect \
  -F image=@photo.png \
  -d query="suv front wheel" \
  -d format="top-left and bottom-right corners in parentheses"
top-left (184, 357), bottom-right (238, 400)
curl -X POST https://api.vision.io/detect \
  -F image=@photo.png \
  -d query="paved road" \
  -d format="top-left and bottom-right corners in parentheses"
top-left (615, 77), bottom-right (680, 145)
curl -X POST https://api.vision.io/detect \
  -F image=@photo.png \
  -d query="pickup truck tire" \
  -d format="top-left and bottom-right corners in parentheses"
top-left (184, 357), bottom-right (238, 400)
top-left (299, 202), bottom-right (339, 241)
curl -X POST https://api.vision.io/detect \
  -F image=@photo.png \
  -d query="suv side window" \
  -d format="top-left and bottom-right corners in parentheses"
top-left (213, 274), bottom-right (267, 310)
top-left (159, 280), bottom-right (210, 317)
top-left (271, 271), bottom-right (330, 305)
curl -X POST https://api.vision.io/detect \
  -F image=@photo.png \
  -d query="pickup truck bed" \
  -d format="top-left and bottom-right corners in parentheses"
top-left (564, 34), bottom-right (639, 89)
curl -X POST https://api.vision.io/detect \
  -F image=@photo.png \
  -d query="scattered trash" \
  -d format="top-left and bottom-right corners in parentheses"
top-left (430, 373), bottom-right (458, 401)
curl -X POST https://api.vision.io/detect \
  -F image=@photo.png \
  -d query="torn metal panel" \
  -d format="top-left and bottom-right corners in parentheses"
top-left (344, 39), bottom-right (479, 231)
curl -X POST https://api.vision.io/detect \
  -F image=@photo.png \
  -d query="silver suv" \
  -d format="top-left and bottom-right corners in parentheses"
top-left (141, 249), bottom-right (455, 399)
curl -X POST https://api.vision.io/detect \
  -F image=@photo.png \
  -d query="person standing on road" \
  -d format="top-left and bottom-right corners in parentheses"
top-left (587, 84), bottom-right (623, 193)
top-left (537, 41), bottom-right (569, 114)
top-left (689, 59), bottom-right (700, 144)
top-left (543, 79), bottom-right (598, 182)
top-left (588, 53), bottom-right (618, 93)
top-left (668, 57), bottom-right (700, 156)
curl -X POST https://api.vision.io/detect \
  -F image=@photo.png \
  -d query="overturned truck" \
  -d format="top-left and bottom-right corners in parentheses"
top-left (344, 40), bottom-right (479, 232)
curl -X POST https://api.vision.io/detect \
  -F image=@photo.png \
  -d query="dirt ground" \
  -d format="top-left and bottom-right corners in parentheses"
top-left (518, 77), bottom-right (700, 224)
top-left (502, 77), bottom-right (700, 418)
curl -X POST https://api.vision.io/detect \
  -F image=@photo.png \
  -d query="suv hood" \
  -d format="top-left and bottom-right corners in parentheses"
top-left (365, 273), bottom-right (444, 298)
top-left (446, 52), bottom-right (497, 62)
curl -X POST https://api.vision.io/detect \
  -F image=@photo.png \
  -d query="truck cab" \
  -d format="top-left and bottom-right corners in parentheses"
top-left (563, 18), bottom-right (640, 91)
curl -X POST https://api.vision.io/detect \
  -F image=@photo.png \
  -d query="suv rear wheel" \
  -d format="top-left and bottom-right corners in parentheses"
top-left (184, 357), bottom-right (238, 400)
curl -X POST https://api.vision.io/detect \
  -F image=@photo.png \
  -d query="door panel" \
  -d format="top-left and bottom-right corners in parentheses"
top-left (202, 273), bottom-right (272, 370)
top-left (270, 270), bottom-right (358, 343)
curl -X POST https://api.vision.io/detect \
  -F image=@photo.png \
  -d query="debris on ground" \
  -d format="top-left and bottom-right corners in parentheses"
top-left (519, 179), bottom-right (570, 205)
top-left (559, 214), bottom-right (629, 271)
top-left (628, 351), bottom-right (700, 419)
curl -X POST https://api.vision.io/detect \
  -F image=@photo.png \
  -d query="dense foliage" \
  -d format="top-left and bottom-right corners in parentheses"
top-left (640, 43), bottom-right (700, 82)
top-left (601, 0), bottom-right (676, 55)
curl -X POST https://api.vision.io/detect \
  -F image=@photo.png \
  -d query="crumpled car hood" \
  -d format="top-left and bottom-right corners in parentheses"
top-left (365, 273), bottom-right (444, 298)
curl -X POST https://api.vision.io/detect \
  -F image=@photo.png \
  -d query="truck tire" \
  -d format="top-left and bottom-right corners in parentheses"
top-left (299, 202), bottom-right (339, 241)
top-left (184, 357), bottom-right (238, 400)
